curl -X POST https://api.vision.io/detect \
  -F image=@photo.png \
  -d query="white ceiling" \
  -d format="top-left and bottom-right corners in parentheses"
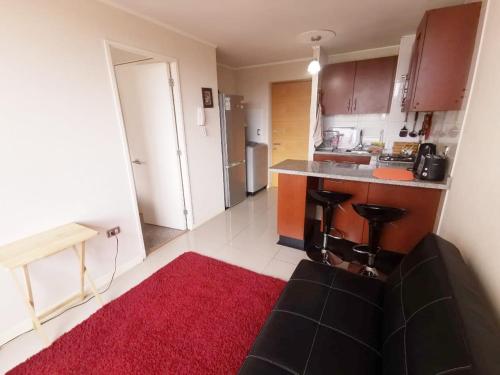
top-left (105, 0), bottom-right (464, 67)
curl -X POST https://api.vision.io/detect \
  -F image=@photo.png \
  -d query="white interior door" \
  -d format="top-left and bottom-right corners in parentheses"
top-left (115, 62), bottom-right (186, 230)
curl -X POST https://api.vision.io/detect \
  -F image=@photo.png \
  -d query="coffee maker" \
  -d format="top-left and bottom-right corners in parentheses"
top-left (413, 143), bottom-right (437, 172)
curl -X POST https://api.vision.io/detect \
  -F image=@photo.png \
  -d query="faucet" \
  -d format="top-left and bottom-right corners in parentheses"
top-left (353, 129), bottom-right (364, 150)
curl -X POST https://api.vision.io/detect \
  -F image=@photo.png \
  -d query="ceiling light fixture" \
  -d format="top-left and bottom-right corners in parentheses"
top-left (297, 29), bottom-right (336, 76)
top-left (307, 59), bottom-right (321, 74)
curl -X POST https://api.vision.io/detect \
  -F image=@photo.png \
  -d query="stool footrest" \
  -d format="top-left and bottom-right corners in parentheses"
top-left (353, 244), bottom-right (381, 255)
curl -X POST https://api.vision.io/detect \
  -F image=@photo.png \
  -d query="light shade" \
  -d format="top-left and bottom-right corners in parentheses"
top-left (307, 59), bottom-right (321, 74)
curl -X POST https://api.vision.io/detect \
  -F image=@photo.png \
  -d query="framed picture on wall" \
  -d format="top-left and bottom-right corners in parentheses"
top-left (202, 87), bottom-right (213, 108)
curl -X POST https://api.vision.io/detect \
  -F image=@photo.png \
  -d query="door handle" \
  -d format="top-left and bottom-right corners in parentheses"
top-left (132, 159), bottom-right (145, 165)
top-left (225, 160), bottom-right (245, 168)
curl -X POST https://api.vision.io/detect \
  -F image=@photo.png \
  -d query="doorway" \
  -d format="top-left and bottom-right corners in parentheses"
top-left (108, 44), bottom-right (190, 255)
top-left (271, 80), bottom-right (312, 186)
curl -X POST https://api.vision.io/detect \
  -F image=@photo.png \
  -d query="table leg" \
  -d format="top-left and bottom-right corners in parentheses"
top-left (79, 242), bottom-right (85, 299)
top-left (73, 242), bottom-right (103, 306)
top-left (22, 265), bottom-right (34, 307)
top-left (11, 268), bottom-right (50, 346)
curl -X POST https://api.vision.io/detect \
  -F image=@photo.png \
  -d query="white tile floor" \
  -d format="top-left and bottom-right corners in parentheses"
top-left (0, 187), bottom-right (309, 373)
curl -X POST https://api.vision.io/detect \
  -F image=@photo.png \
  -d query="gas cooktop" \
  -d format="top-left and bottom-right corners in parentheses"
top-left (378, 154), bottom-right (416, 163)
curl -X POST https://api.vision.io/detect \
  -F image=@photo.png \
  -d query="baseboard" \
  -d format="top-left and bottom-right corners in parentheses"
top-left (0, 255), bottom-right (144, 346)
top-left (246, 186), bottom-right (266, 196)
top-left (277, 236), bottom-right (305, 250)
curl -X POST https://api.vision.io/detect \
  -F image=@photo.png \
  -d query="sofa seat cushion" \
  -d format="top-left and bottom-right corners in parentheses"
top-left (239, 260), bottom-right (385, 375)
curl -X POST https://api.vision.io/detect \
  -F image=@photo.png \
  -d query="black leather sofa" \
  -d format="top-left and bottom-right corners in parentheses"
top-left (239, 234), bottom-right (500, 374)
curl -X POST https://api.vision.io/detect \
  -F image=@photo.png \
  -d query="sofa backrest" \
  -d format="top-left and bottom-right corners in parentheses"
top-left (382, 234), bottom-right (500, 375)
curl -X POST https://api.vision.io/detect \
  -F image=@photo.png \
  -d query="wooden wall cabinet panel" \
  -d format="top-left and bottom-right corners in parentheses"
top-left (313, 153), bottom-right (371, 165)
top-left (323, 179), bottom-right (369, 243)
top-left (321, 62), bottom-right (356, 115)
top-left (406, 3), bottom-right (481, 111)
top-left (277, 174), bottom-right (308, 240)
top-left (352, 56), bottom-right (398, 114)
top-left (321, 57), bottom-right (397, 115)
top-left (363, 183), bottom-right (442, 253)
top-left (404, 15), bottom-right (427, 112)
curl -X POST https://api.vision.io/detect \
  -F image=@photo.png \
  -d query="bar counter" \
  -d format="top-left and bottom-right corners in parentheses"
top-left (271, 159), bottom-right (447, 254)
top-left (270, 159), bottom-right (450, 190)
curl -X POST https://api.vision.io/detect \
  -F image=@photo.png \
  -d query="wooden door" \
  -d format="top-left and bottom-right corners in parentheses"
top-left (271, 80), bottom-right (312, 186)
top-left (321, 62), bottom-right (356, 115)
top-left (323, 179), bottom-right (369, 243)
top-left (408, 3), bottom-right (481, 111)
top-left (363, 184), bottom-right (442, 253)
top-left (352, 56), bottom-right (397, 114)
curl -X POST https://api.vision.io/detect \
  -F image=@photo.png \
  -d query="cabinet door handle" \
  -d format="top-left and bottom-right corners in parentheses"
top-left (353, 98), bottom-right (357, 112)
top-left (347, 98), bottom-right (351, 112)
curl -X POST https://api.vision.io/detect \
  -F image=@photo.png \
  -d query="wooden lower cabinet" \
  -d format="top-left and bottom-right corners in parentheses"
top-left (277, 174), bottom-right (308, 240)
top-left (323, 179), bottom-right (369, 243)
top-left (276, 173), bottom-right (443, 254)
top-left (313, 153), bottom-right (371, 165)
top-left (363, 184), bottom-right (442, 253)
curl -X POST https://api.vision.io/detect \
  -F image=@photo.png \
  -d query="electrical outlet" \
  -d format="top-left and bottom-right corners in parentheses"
top-left (107, 226), bottom-right (121, 238)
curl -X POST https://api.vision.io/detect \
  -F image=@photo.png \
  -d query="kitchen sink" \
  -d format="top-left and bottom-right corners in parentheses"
top-left (344, 150), bottom-right (371, 155)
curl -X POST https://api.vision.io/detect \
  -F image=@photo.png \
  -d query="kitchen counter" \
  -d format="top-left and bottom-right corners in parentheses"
top-left (314, 149), bottom-right (371, 156)
top-left (270, 159), bottom-right (450, 190)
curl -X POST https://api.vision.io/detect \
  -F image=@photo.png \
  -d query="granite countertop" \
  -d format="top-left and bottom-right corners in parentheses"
top-left (269, 159), bottom-right (450, 190)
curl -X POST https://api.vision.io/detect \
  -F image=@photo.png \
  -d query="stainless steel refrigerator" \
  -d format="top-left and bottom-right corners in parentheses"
top-left (219, 93), bottom-right (247, 208)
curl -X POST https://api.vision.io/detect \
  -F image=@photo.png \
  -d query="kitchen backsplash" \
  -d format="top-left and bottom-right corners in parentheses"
top-left (322, 110), bottom-right (463, 156)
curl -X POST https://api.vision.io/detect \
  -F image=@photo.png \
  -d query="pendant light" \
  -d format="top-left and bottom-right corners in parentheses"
top-left (297, 30), bottom-right (335, 75)
top-left (307, 59), bottom-right (321, 74)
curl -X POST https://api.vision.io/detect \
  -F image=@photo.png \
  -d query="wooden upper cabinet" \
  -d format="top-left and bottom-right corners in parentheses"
top-left (321, 62), bottom-right (356, 115)
top-left (321, 56), bottom-right (397, 115)
top-left (405, 2), bottom-right (481, 112)
top-left (352, 56), bottom-right (398, 114)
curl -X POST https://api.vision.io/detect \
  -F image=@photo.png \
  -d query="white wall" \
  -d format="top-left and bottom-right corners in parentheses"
top-left (439, 0), bottom-right (500, 317)
top-left (235, 60), bottom-right (310, 145)
top-left (327, 45), bottom-right (399, 64)
top-left (216, 64), bottom-right (237, 95)
top-left (0, 0), bottom-right (224, 343)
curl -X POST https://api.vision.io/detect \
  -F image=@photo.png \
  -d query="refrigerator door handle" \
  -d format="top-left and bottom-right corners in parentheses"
top-left (225, 160), bottom-right (246, 168)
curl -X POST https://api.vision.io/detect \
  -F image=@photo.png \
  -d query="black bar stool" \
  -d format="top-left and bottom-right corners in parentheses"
top-left (352, 204), bottom-right (406, 278)
top-left (308, 190), bottom-right (353, 265)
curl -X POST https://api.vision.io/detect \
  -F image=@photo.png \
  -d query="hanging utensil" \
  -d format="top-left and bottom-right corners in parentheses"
top-left (399, 112), bottom-right (409, 137)
top-left (409, 111), bottom-right (419, 137)
top-left (424, 112), bottom-right (433, 140)
top-left (420, 112), bottom-right (434, 140)
top-left (418, 112), bottom-right (428, 137)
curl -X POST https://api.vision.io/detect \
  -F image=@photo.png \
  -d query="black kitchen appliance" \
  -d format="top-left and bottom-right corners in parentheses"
top-left (416, 154), bottom-right (447, 181)
top-left (413, 143), bottom-right (437, 172)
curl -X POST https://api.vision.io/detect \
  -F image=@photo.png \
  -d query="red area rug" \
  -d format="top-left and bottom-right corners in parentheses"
top-left (10, 252), bottom-right (285, 374)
